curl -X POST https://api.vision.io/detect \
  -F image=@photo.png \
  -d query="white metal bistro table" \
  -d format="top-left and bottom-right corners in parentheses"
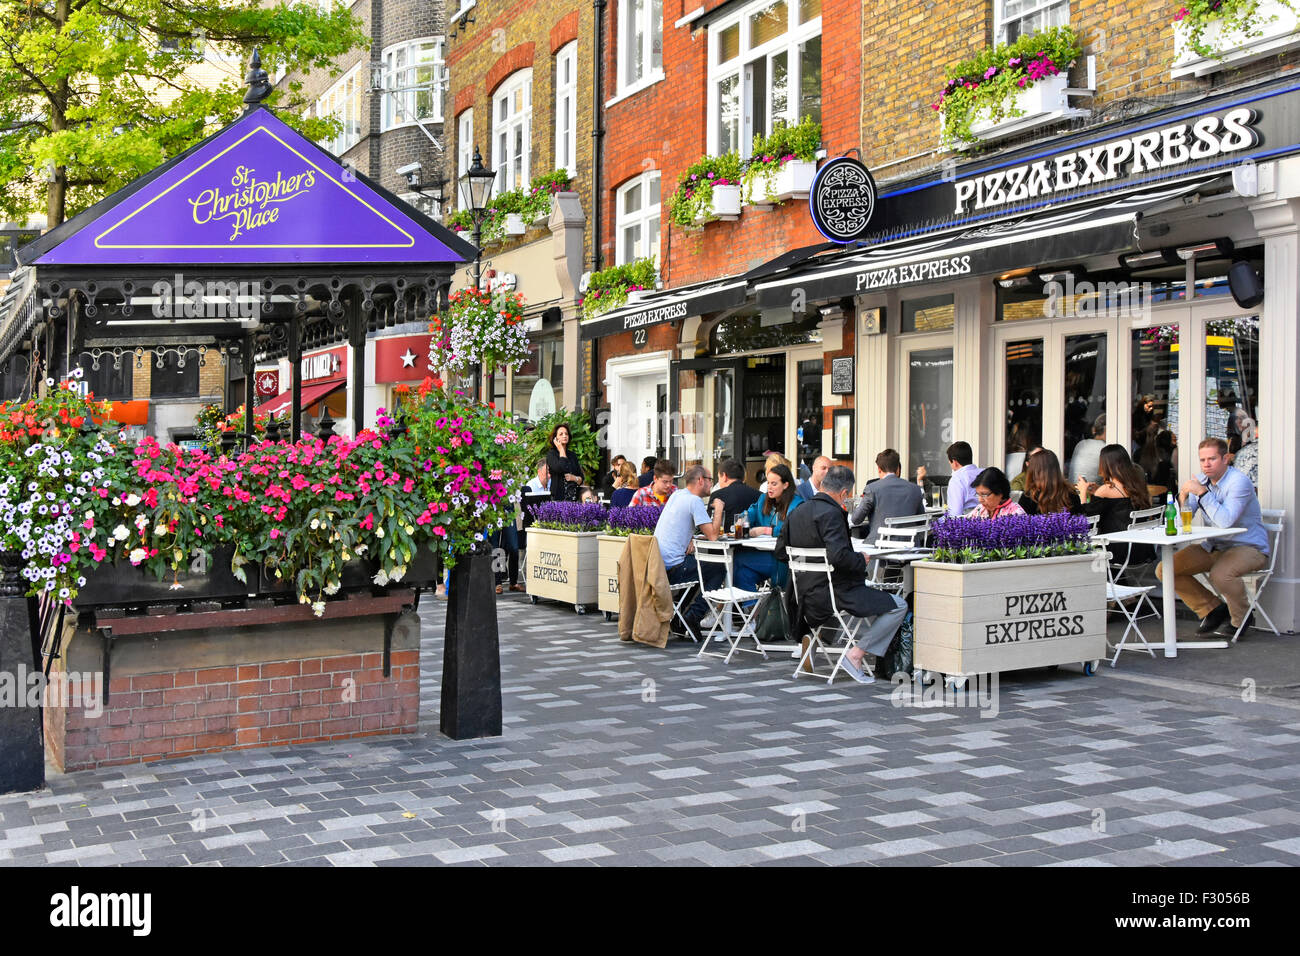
top-left (1094, 525), bottom-right (1244, 658)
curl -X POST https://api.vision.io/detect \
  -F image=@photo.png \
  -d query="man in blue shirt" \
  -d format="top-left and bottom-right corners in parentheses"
top-left (1157, 437), bottom-right (1269, 637)
top-left (943, 441), bottom-right (981, 517)
top-left (654, 464), bottom-right (722, 638)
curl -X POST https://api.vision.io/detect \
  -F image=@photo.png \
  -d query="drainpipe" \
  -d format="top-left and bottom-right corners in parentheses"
top-left (589, 0), bottom-right (607, 414)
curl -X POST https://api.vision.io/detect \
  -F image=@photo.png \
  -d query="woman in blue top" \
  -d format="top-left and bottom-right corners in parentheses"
top-left (733, 463), bottom-right (803, 593)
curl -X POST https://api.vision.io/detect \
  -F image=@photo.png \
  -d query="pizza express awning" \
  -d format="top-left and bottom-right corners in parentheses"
top-left (579, 278), bottom-right (748, 341)
top-left (754, 179), bottom-right (1217, 308)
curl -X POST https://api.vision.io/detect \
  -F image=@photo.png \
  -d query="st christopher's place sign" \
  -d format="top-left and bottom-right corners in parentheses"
top-left (810, 157), bottom-right (878, 244)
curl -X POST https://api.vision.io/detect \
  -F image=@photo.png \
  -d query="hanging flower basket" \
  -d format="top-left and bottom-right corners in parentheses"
top-left (429, 287), bottom-right (530, 375)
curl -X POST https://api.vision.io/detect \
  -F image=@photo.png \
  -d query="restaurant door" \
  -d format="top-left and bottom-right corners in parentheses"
top-left (669, 357), bottom-right (744, 479)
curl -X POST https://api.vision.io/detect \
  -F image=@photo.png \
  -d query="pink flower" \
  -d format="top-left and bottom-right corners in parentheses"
top-left (1174, 6), bottom-right (1188, 20)
top-left (270, 529), bottom-right (280, 539)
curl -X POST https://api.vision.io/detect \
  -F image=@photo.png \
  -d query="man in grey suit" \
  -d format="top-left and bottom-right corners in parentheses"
top-left (796, 456), bottom-right (831, 502)
top-left (850, 449), bottom-right (926, 544)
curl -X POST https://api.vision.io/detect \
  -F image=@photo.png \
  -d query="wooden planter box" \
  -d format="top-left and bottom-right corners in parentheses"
top-left (913, 553), bottom-right (1105, 677)
top-left (597, 533), bottom-right (629, 619)
top-left (1172, 1), bottom-right (1300, 78)
top-left (524, 527), bottom-right (598, 613)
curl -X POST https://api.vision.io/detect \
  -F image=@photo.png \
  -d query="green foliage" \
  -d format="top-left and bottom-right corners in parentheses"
top-left (666, 152), bottom-right (743, 229)
top-left (741, 117), bottom-right (822, 205)
top-left (1175, 0), bottom-right (1294, 59)
top-left (0, 0), bottom-right (369, 225)
top-left (934, 26), bottom-right (1082, 147)
top-left (475, 168), bottom-right (572, 242)
top-left (580, 257), bottom-right (658, 320)
top-left (524, 409), bottom-right (601, 478)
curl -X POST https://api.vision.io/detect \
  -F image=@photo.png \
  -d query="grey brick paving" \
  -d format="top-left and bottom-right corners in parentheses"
top-left (3, 595), bottom-right (1300, 866)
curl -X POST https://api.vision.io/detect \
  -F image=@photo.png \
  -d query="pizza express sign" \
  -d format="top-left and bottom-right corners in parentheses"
top-left (810, 157), bottom-right (878, 243)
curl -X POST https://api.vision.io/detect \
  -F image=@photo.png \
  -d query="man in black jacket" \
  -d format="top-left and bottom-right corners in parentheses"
top-left (776, 465), bottom-right (907, 683)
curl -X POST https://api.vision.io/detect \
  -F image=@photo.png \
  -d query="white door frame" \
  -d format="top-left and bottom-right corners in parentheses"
top-left (606, 350), bottom-right (670, 464)
top-left (894, 331), bottom-right (955, 479)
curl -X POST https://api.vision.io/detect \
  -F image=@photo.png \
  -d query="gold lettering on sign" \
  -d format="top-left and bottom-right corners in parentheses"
top-left (189, 165), bottom-right (317, 242)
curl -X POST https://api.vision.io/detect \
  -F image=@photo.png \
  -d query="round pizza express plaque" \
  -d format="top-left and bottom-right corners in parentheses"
top-left (809, 157), bottom-right (877, 244)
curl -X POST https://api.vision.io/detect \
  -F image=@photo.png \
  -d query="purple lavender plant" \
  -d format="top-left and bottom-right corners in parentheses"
top-left (605, 505), bottom-right (662, 536)
top-left (929, 512), bottom-right (1090, 564)
top-left (529, 500), bottom-right (608, 532)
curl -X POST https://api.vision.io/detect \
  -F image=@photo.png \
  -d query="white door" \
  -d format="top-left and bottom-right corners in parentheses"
top-left (614, 371), bottom-right (663, 468)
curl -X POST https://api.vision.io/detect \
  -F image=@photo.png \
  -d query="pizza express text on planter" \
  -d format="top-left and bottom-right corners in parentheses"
top-left (810, 157), bottom-right (878, 244)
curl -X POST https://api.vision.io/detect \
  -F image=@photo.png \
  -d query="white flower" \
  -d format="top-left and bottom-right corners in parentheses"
top-left (134, 514), bottom-right (148, 531)
top-left (128, 548), bottom-right (147, 564)
top-left (112, 524), bottom-right (128, 541)
top-left (125, 493), bottom-right (141, 507)
top-left (375, 526), bottom-right (385, 538)
top-left (372, 569), bottom-right (390, 586)
top-left (310, 518), bottom-right (319, 530)
top-left (311, 601), bottom-right (326, 617)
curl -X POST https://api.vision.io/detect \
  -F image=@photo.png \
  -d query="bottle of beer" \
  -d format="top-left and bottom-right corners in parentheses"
top-left (1165, 497), bottom-right (1177, 536)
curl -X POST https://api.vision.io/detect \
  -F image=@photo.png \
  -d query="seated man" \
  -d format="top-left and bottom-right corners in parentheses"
top-left (524, 459), bottom-right (550, 495)
top-left (850, 448), bottom-right (925, 544)
top-left (796, 456), bottom-right (831, 503)
top-left (653, 464), bottom-right (722, 638)
top-left (631, 459), bottom-right (677, 507)
top-left (708, 457), bottom-right (760, 531)
top-left (776, 465), bottom-right (907, 684)
top-left (1158, 437), bottom-right (1270, 638)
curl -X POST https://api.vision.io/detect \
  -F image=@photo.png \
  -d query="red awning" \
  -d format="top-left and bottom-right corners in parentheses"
top-left (254, 378), bottom-right (346, 416)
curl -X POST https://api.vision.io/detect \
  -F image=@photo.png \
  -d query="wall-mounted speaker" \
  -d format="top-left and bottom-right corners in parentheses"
top-left (1228, 261), bottom-right (1264, 309)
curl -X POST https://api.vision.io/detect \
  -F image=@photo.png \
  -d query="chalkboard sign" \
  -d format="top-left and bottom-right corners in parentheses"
top-left (830, 356), bottom-right (854, 395)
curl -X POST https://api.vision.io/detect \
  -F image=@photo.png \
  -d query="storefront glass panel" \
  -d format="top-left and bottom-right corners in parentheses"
top-left (1063, 332), bottom-right (1107, 481)
top-left (741, 355), bottom-right (784, 462)
top-left (1207, 315), bottom-right (1261, 487)
top-left (1004, 338), bottom-right (1043, 474)
top-left (796, 358), bottom-right (822, 472)
top-left (907, 347), bottom-right (954, 480)
top-left (511, 337), bottom-right (563, 421)
top-left (901, 293), bottom-right (954, 333)
top-left (1131, 324), bottom-right (1178, 497)
top-left (711, 312), bottom-right (820, 354)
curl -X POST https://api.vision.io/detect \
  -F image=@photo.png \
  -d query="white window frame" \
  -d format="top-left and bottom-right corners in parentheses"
top-left (615, 171), bottom-right (661, 266)
top-left (492, 69), bottom-right (532, 193)
top-left (554, 42), bottom-right (578, 179)
top-left (706, 0), bottom-right (821, 159)
top-left (994, 0), bottom-right (1070, 44)
top-left (457, 108), bottom-right (475, 178)
top-left (317, 65), bottom-right (361, 156)
top-left (616, 0), bottom-right (664, 96)
top-left (449, 0), bottom-right (477, 22)
top-left (380, 37), bottom-right (446, 131)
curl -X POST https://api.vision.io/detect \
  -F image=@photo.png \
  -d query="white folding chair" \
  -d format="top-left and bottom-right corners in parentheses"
top-left (669, 580), bottom-right (698, 641)
top-left (868, 527), bottom-right (926, 594)
top-left (786, 547), bottom-right (870, 685)
top-left (1094, 536), bottom-right (1159, 666)
top-left (882, 513), bottom-right (931, 533)
top-left (1228, 509), bottom-right (1285, 643)
top-left (693, 540), bottom-right (767, 663)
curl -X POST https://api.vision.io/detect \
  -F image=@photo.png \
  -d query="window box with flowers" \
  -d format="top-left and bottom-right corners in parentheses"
top-left (934, 26), bottom-right (1085, 148)
top-left (741, 117), bottom-right (822, 207)
top-left (1172, 0), bottom-right (1300, 77)
top-left (580, 257), bottom-right (659, 320)
top-left (527, 169), bottom-right (573, 224)
top-left (667, 153), bottom-right (744, 228)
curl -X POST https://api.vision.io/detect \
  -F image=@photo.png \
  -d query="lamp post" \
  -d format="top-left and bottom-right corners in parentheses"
top-left (457, 147), bottom-right (498, 401)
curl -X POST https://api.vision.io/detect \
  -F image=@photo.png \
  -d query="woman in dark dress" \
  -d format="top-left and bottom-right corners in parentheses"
top-left (545, 423), bottom-right (585, 502)
top-left (1076, 444), bottom-right (1155, 568)
top-left (1018, 449), bottom-right (1081, 516)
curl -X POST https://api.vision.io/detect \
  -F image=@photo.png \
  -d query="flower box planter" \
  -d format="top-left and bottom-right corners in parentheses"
top-left (74, 546), bottom-right (254, 608)
top-left (1171, 1), bottom-right (1300, 78)
top-left (958, 73), bottom-right (1082, 145)
top-left (694, 184), bottom-right (742, 223)
top-left (748, 160), bottom-right (818, 207)
top-left (503, 213), bottom-right (526, 236)
top-left (912, 553), bottom-right (1106, 678)
top-left (532, 197), bottom-right (553, 225)
top-left (597, 533), bottom-right (628, 619)
top-left (524, 527), bottom-right (599, 613)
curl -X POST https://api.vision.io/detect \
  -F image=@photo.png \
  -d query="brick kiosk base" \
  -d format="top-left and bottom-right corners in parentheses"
top-left (44, 598), bottom-right (421, 772)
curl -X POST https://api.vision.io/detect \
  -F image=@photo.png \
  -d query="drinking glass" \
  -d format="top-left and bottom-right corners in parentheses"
top-left (1181, 508), bottom-right (1194, 534)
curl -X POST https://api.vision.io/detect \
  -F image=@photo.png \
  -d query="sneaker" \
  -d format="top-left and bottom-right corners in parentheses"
top-left (1197, 603), bottom-right (1230, 634)
top-left (700, 611), bottom-right (718, 629)
top-left (839, 654), bottom-right (875, 684)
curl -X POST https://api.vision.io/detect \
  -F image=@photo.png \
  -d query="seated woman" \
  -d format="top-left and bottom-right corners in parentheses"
top-left (1019, 449), bottom-right (1081, 516)
top-left (966, 467), bottom-right (1026, 519)
top-left (1076, 444), bottom-right (1154, 568)
top-left (609, 461), bottom-right (638, 508)
top-left (733, 464), bottom-right (803, 593)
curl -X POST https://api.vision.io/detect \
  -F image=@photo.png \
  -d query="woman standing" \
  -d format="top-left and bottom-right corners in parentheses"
top-left (1019, 449), bottom-right (1081, 515)
top-left (966, 468), bottom-right (1026, 519)
top-left (545, 422), bottom-right (584, 502)
top-left (734, 464), bottom-right (804, 592)
top-left (610, 460), bottom-right (639, 508)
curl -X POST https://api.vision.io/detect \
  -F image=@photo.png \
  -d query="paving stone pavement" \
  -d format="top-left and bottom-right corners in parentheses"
top-left (3, 593), bottom-right (1300, 867)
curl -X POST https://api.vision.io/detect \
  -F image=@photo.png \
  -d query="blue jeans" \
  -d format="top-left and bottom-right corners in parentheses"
top-left (665, 554), bottom-right (724, 624)
top-left (733, 550), bottom-right (791, 594)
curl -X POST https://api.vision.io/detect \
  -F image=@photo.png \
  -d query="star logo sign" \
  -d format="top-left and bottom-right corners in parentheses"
top-left (400, 349), bottom-right (417, 368)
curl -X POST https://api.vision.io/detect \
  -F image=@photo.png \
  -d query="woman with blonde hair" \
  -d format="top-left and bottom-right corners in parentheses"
top-left (759, 453), bottom-right (791, 493)
top-left (610, 460), bottom-right (639, 508)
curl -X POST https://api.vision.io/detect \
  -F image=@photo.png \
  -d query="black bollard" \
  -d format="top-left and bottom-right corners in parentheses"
top-left (440, 542), bottom-right (502, 739)
top-left (0, 552), bottom-right (44, 794)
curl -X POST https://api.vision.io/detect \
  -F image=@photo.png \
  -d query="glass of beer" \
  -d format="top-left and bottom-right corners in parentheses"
top-left (1181, 507), bottom-right (1194, 534)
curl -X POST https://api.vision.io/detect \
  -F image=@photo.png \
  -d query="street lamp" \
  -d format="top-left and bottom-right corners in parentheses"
top-left (458, 147), bottom-right (497, 292)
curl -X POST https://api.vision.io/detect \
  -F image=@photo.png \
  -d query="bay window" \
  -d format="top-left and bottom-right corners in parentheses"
top-left (708, 0), bottom-right (821, 158)
top-left (380, 38), bottom-right (445, 130)
top-left (317, 67), bottom-right (361, 156)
